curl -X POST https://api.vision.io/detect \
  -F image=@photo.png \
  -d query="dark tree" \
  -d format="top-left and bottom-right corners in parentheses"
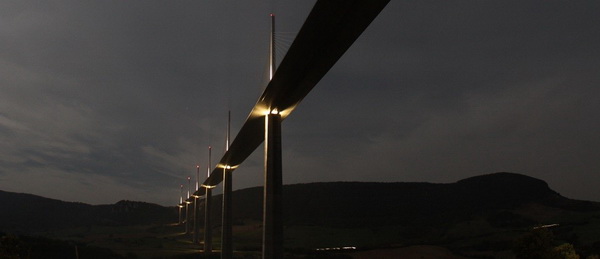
top-left (513, 228), bottom-right (561, 259)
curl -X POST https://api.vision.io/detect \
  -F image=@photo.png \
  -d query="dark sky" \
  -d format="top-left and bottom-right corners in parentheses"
top-left (1, 1), bottom-right (599, 206)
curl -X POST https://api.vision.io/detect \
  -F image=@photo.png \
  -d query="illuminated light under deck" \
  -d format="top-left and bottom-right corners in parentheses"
top-left (216, 164), bottom-right (239, 170)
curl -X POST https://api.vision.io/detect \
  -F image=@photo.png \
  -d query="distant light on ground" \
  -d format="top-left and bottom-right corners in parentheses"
top-left (533, 223), bottom-right (560, 229)
top-left (316, 246), bottom-right (357, 251)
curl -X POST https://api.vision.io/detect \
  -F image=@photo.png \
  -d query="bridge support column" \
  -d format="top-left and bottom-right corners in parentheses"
top-left (185, 202), bottom-right (190, 234)
top-left (193, 166), bottom-right (200, 244)
top-left (263, 112), bottom-right (283, 259)
top-left (178, 205), bottom-right (182, 224)
top-left (222, 168), bottom-right (233, 259)
top-left (204, 188), bottom-right (213, 254)
top-left (193, 197), bottom-right (200, 244)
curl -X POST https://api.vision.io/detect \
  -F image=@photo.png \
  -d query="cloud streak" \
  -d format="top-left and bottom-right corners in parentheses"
top-left (1, 0), bottom-right (599, 205)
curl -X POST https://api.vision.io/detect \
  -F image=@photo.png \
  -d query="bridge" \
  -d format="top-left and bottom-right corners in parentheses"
top-left (179, 1), bottom-right (390, 258)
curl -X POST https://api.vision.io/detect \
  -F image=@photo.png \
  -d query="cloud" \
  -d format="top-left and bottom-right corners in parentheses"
top-left (1, 0), bottom-right (599, 205)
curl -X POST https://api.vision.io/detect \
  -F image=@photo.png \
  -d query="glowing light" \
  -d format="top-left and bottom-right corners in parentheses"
top-left (533, 224), bottom-right (560, 229)
top-left (201, 184), bottom-right (217, 189)
top-left (256, 106), bottom-right (270, 116)
top-left (216, 163), bottom-right (238, 170)
top-left (257, 106), bottom-right (290, 117)
top-left (316, 246), bottom-right (356, 251)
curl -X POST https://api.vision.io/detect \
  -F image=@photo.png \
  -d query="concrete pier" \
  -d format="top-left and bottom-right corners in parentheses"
top-left (221, 168), bottom-right (233, 259)
top-left (204, 187), bottom-right (213, 254)
top-left (263, 112), bottom-right (283, 259)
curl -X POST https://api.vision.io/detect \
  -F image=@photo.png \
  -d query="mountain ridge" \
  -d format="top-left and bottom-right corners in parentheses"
top-left (0, 189), bottom-right (176, 234)
top-left (3, 172), bottom-right (600, 257)
top-left (2, 172), bottom-right (599, 234)
top-left (196, 172), bottom-right (599, 230)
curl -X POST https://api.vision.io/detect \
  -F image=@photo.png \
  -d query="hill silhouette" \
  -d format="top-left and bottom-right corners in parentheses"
top-left (3, 172), bottom-right (598, 234)
top-left (191, 172), bottom-right (599, 256)
top-left (198, 172), bottom-right (596, 228)
top-left (2, 172), bottom-right (600, 257)
top-left (0, 191), bottom-right (176, 234)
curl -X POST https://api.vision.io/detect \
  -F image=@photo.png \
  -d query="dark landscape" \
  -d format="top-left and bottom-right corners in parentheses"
top-left (2, 172), bottom-right (600, 258)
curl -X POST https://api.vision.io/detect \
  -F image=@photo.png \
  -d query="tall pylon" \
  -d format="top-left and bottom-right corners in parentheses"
top-left (263, 13), bottom-right (283, 259)
top-left (185, 176), bottom-right (191, 234)
top-left (193, 165), bottom-right (200, 244)
top-left (222, 111), bottom-right (233, 259)
top-left (204, 146), bottom-right (213, 254)
top-left (179, 184), bottom-right (184, 224)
